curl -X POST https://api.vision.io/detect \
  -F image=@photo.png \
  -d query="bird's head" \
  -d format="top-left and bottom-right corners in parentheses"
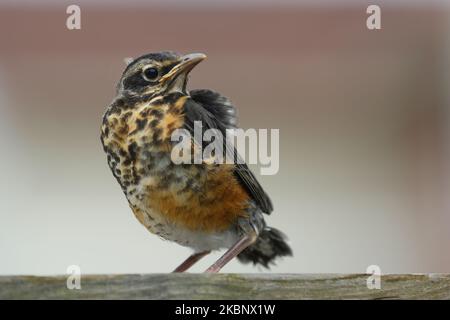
top-left (117, 51), bottom-right (206, 98)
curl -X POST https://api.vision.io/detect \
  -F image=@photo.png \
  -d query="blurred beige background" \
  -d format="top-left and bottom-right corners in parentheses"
top-left (0, 0), bottom-right (449, 274)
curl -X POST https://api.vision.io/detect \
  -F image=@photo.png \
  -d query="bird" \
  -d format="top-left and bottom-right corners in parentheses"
top-left (100, 51), bottom-right (292, 273)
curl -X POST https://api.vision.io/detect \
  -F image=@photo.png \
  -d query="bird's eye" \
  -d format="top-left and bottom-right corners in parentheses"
top-left (143, 67), bottom-right (159, 81)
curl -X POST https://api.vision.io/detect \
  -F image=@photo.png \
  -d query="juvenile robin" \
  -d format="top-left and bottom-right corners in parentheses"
top-left (100, 51), bottom-right (292, 272)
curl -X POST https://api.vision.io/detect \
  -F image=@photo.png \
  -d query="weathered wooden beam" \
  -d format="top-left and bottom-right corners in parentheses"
top-left (1, 274), bottom-right (449, 300)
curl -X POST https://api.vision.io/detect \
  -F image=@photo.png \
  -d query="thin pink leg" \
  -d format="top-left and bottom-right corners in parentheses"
top-left (204, 234), bottom-right (256, 273)
top-left (172, 251), bottom-right (211, 273)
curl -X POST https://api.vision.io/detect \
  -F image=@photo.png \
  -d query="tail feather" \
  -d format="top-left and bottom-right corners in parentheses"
top-left (237, 227), bottom-right (292, 268)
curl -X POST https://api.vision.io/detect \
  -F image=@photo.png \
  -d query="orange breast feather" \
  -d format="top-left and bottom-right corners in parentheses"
top-left (145, 165), bottom-right (249, 233)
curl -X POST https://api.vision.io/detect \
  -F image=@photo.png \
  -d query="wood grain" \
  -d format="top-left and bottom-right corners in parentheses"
top-left (1, 274), bottom-right (449, 300)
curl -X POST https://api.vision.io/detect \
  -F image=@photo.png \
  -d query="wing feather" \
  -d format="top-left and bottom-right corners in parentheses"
top-left (185, 90), bottom-right (273, 214)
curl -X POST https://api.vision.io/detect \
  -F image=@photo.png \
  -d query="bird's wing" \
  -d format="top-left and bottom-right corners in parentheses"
top-left (190, 89), bottom-right (238, 128)
top-left (184, 90), bottom-right (273, 214)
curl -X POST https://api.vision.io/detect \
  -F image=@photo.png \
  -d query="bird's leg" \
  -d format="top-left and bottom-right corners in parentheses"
top-left (204, 233), bottom-right (257, 273)
top-left (172, 251), bottom-right (211, 273)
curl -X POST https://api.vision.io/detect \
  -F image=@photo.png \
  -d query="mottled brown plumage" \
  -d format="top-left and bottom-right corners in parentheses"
top-left (101, 51), bottom-right (291, 272)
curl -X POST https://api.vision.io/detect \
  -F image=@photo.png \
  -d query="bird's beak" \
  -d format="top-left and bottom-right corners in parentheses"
top-left (160, 53), bottom-right (207, 84)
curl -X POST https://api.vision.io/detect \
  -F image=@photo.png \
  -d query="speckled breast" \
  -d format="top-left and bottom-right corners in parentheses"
top-left (100, 93), bottom-right (249, 244)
